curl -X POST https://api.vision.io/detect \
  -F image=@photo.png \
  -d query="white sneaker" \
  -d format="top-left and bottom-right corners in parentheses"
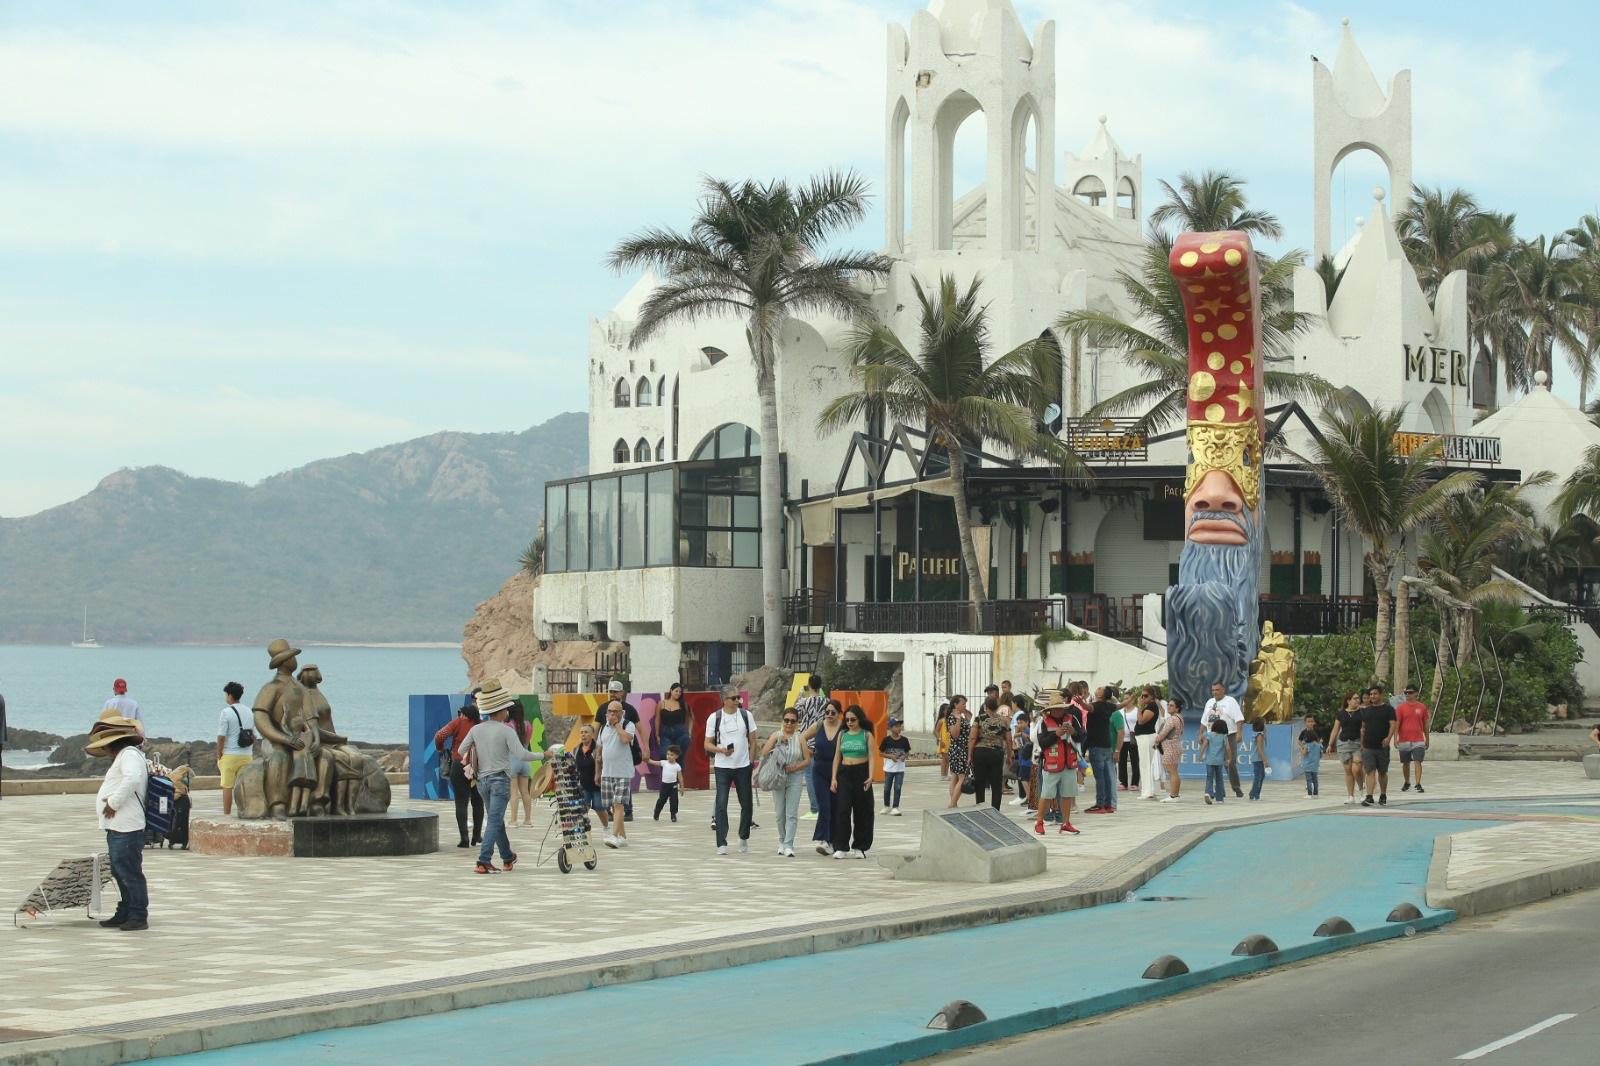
top-left (851, 849), bottom-right (866, 859)
top-left (832, 850), bottom-right (848, 860)
top-left (783, 847), bottom-right (795, 857)
top-left (778, 846), bottom-right (787, 856)
top-left (891, 807), bottom-right (901, 816)
top-left (716, 845), bottom-right (728, 856)
top-left (1160, 796), bottom-right (1178, 803)
top-left (615, 836), bottom-right (627, 848)
top-left (603, 834), bottom-right (619, 848)
top-left (738, 839), bottom-right (749, 854)
top-left (1204, 795), bottom-right (1213, 805)
top-left (1012, 798), bottom-right (1026, 806)
top-left (882, 806), bottom-right (892, 814)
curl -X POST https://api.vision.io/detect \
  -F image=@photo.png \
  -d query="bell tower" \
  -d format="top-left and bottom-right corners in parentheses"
top-left (1312, 18), bottom-right (1412, 260)
top-left (885, 0), bottom-right (1055, 256)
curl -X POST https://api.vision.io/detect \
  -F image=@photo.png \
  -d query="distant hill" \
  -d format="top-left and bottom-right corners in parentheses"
top-left (0, 413), bottom-right (586, 643)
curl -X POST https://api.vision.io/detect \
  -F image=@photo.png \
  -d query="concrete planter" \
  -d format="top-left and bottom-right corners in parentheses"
top-left (1427, 734), bottom-right (1459, 762)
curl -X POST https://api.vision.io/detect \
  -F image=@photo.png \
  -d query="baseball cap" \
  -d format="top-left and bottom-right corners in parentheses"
top-left (888, 716), bottom-right (902, 725)
top-left (113, 678), bottom-right (128, 694)
top-left (608, 679), bottom-right (625, 693)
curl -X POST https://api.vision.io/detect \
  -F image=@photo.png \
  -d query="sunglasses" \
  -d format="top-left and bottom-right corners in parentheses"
top-left (782, 717), bottom-right (798, 724)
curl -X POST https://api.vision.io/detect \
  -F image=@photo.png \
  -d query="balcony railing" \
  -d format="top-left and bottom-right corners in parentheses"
top-left (826, 599), bottom-right (1067, 636)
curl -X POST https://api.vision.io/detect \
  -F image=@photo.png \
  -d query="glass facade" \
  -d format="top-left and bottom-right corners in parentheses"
top-left (544, 425), bottom-right (763, 574)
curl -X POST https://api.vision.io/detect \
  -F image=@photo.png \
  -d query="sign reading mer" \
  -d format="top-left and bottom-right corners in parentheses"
top-left (1403, 344), bottom-right (1468, 387)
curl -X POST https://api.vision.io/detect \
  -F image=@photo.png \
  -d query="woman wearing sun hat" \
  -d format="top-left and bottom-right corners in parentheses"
top-left (88, 715), bottom-right (150, 930)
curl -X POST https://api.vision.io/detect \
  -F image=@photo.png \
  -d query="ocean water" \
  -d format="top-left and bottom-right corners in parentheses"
top-left (0, 644), bottom-right (467, 757)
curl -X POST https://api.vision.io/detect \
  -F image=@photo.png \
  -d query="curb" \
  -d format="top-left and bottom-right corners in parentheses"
top-left (801, 911), bottom-right (1456, 1066)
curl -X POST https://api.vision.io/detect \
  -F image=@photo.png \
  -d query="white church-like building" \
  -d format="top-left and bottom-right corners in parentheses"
top-left (535, 1), bottom-right (1572, 723)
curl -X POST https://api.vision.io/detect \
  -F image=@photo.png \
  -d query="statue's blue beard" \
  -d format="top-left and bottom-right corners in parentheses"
top-left (1166, 508), bottom-right (1263, 715)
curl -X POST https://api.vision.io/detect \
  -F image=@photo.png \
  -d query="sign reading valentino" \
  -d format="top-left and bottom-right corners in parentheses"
top-left (1392, 431), bottom-right (1501, 465)
top-left (1403, 344), bottom-right (1468, 387)
top-left (1064, 417), bottom-right (1148, 462)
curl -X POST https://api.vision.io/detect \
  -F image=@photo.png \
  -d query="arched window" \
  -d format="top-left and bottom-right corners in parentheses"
top-left (657, 375), bottom-right (667, 404)
top-left (690, 422), bottom-right (761, 461)
top-left (702, 346), bottom-right (729, 366)
top-left (654, 437), bottom-right (665, 462)
top-left (1073, 175), bottom-right (1106, 208)
top-left (934, 90), bottom-right (984, 250)
top-left (634, 437), bottom-right (651, 463)
top-left (613, 379), bottom-right (631, 408)
top-left (635, 376), bottom-right (653, 407)
top-left (1116, 176), bottom-right (1137, 220)
top-left (671, 375), bottom-right (681, 458)
top-left (612, 438), bottom-right (630, 464)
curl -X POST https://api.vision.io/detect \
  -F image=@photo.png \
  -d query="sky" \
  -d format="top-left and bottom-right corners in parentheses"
top-left (3, 0), bottom-right (1598, 517)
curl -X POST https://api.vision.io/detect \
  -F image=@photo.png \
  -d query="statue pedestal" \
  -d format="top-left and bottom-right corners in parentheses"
top-left (191, 811), bottom-right (438, 858)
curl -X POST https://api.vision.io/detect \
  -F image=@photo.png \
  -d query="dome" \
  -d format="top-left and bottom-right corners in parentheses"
top-left (926, 0), bottom-right (1031, 61)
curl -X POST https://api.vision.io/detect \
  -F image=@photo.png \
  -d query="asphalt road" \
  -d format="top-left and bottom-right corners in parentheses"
top-left (935, 888), bottom-right (1600, 1066)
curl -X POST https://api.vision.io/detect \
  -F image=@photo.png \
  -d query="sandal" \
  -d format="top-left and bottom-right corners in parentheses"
top-left (473, 862), bottom-right (499, 874)
top-left (502, 853), bottom-right (518, 872)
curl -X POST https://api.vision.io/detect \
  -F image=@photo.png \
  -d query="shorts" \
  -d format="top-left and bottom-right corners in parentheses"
top-left (218, 753), bottom-right (253, 788)
top-left (1398, 741), bottom-right (1426, 763)
top-left (600, 777), bottom-right (632, 808)
top-left (1039, 768), bottom-right (1079, 801)
top-left (1336, 740), bottom-right (1362, 764)
top-left (1361, 747), bottom-right (1391, 774)
top-left (512, 758), bottom-right (531, 778)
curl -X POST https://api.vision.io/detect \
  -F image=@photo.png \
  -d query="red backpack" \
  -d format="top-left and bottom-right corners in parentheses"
top-left (1040, 715), bottom-right (1078, 773)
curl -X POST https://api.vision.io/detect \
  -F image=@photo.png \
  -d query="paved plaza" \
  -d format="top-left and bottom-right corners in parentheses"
top-left (2, 761), bottom-right (1598, 1046)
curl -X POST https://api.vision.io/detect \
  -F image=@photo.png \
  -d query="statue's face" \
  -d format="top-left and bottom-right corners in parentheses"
top-left (1184, 470), bottom-right (1249, 545)
top-left (302, 669), bottom-right (321, 686)
top-left (282, 655), bottom-right (299, 673)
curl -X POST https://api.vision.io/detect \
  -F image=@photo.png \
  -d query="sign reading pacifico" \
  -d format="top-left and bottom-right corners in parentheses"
top-left (1163, 230), bottom-right (1267, 718)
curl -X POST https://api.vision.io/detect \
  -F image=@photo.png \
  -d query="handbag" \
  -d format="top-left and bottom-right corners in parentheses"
top-left (755, 738), bottom-right (790, 791)
top-left (231, 707), bottom-right (255, 749)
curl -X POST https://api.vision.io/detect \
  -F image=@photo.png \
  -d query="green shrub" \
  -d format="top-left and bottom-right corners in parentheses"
top-left (817, 648), bottom-right (898, 693)
top-left (1035, 624), bottom-right (1089, 665)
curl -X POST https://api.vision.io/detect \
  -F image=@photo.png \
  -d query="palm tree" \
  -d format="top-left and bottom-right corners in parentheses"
top-left (1314, 253), bottom-right (1346, 304)
top-left (1147, 170), bottom-right (1285, 242)
top-left (1298, 401), bottom-right (1481, 681)
top-left (1055, 237), bottom-right (1324, 431)
top-left (1562, 214), bottom-right (1600, 406)
top-left (1416, 476), bottom-right (1549, 701)
top-left (1491, 235), bottom-right (1592, 397)
top-left (1554, 445), bottom-right (1600, 527)
top-left (609, 173), bottom-right (891, 667)
top-left (817, 275), bottom-right (1081, 607)
top-left (1507, 521), bottom-right (1586, 599)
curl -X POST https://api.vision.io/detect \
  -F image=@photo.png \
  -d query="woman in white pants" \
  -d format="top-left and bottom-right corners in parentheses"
top-left (1134, 693), bottom-right (1161, 799)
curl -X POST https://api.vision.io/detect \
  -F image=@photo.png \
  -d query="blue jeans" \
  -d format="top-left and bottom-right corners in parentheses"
top-left (476, 773), bottom-right (514, 866)
top-left (105, 829), bottom-right (148, 923)
top-left (659, 724), bottom-right (690, 762)
top-left (1206, 765), bottom-right (1225, 802)
top-left (774, 771), bottom-right (806, 849)
top-left (804, 766), bottom-right (818, 813)
top-left (713, 765), bottom-right (753, 848)
top-left (1304, 771), bottom-right (1320, 796)
top-left (1249, 760), bottom-right (1266, 800)
top-left (882, 771), bottom-right (904, 809)
top-left (1089, 747), bottom-right (1116, 809)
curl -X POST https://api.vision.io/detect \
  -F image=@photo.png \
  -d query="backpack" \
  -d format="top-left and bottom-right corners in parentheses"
top-left (755, 735), bottom-right (791, 792)
top-left (231, 707), bottom-right (255, 749)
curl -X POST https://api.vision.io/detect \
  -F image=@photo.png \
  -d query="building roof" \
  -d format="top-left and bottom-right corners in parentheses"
top-left (1326, 189), bottom-right (1429, 339)
top-left (927, 0), bottom-right (1031, 60)
top-left (1473, 376), bottom-right (1600, 514)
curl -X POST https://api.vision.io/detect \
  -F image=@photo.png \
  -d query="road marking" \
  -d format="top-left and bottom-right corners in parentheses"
top-left (1455, 1014), bottom-right (1577, 1060)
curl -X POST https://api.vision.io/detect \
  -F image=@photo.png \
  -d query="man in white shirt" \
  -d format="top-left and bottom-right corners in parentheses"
top-left (89, 717), bottom-right (149, 931)
top-left (595, 700), bottom-right (638, 849)
top-left (704, 689), bottom-right (759, 855)
top-left (103, 678), bottom-right (143, 734)
top-left (1201, 681), bottom-right (1245, 798)
top-left (215, 681), bottom-right (254, 816)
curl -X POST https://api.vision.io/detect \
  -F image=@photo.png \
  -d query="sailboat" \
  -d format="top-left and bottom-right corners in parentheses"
top-left (72, 606), bottom-right (101, 649)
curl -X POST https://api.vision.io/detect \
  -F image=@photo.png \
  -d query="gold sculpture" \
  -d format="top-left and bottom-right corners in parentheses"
top-left (1245, 621), bottom-right (1297, 722)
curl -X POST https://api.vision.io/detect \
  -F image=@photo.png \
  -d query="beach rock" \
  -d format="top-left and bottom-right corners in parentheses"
top-left (3, 727), bottom-right (64, 752)
top-left (461, 569), bottom-right (625, 687)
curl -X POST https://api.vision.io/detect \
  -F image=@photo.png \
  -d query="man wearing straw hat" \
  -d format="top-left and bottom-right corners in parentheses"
top-left (89, 715), bottom-right (150, 931)
top-left (457, 680), bottom-right (544, 874)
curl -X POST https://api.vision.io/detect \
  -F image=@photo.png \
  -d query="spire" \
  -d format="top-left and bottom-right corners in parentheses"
top-left (1328, 187), bottom-right (1427, 338)
top-left (1330, 18), bottom-right (1388, 117)
top-left (1081, 114), bottom-right (1120, 160)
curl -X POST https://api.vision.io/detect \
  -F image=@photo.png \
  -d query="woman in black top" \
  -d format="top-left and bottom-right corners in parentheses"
top-left (1333, 692), bottom-right (1366, 804)
top-left (968, 697), bottom-right (1014, 810)
top-left (654, 682), bottom-right (689, 763)
top-left (573, 724), bottom-right (602, 815)
top-left (1133, 696), bottom-right (1160, 800)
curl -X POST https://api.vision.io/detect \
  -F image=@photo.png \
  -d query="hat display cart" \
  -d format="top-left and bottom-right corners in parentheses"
top-left (538, 749), bottom-right (598, 874)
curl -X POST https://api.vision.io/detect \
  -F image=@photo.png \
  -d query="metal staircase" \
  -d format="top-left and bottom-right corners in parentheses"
top-left (783, 589), bottom-right (829, 673)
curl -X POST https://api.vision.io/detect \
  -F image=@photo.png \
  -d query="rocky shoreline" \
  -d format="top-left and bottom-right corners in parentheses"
top-left (1, 728), bottom-right (406, 779)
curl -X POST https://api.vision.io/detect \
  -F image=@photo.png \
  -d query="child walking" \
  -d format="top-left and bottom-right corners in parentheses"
top-left (1298, 716), bottom-right (1324, 796)
top-left (1201, 718), bottom-right (1229, 805)
top-left (878, 718), bottom-right (911, 815)
top-left (1247, 718), bottom-right (1267, 800)
top-left (1011, 714), bottom-right (1033, 809)
top-left (650, 746), bottom-right (682, 822)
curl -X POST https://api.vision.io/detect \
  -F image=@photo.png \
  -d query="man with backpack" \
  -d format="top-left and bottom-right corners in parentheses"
top-left (1033, 703), bottom-right (1080, 836)
top-left (215, 681), bottom-right (255, 816)
top-left (88, 715), bottom-right (150, 930)
top-left (705, 689), bottom-right (759, 855)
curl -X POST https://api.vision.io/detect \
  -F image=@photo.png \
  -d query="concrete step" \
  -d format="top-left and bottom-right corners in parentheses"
top-left (1468, 750), bottom-right (1585, 762)
top-left (1539, 718), bottom-right (1600, 731)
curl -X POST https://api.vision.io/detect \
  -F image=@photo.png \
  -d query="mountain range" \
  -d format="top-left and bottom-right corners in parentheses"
top-left (0, 413), bottom-right (586, 643)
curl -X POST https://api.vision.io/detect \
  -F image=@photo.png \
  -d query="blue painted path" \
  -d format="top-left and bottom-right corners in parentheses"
top-left (155, 815), bottom-right (1480, 1066)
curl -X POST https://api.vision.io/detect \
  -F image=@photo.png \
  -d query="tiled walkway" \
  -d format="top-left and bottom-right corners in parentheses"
top-left (1, 761), bottom-right (1595, 1039)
